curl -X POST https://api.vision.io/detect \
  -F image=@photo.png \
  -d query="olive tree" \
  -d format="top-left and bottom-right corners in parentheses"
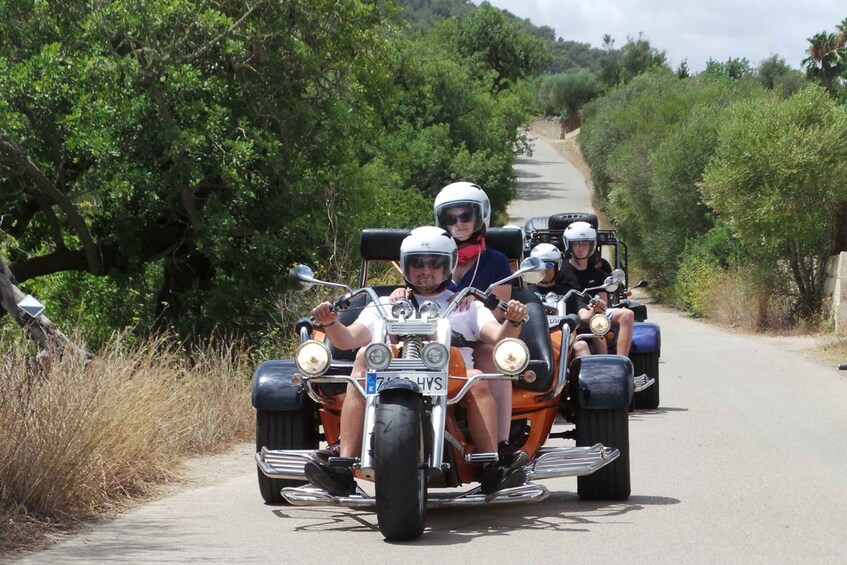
top-left (700, 86), bottom-right (847, 317)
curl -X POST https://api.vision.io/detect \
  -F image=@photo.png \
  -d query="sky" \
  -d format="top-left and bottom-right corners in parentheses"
top-left (470, 0), bottom-right (846, 72)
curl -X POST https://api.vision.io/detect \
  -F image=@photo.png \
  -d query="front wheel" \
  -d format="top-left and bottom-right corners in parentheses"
top-left (631, 351), bottom-right (660, 409)
top-left (575, 408), bottom-right (630, 500)
top-left (256, 409), bottom-right (318, 504)
top-left (373, 392), bottom-right (427, 541)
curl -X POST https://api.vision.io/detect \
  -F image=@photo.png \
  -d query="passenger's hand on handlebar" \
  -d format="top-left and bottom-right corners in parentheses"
top-left (311, 302), bottom-right (339, 327)
top-left (449, 293), bottom-right (475, 312)
top-left (389, 287), bottom-right (411, 303)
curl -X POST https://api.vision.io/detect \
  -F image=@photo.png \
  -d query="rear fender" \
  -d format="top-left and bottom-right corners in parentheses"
top-left (570, 354), bottom-right (633, 410)
top-left (631, 322), bottom-right (661, 354)
top-left (251, 359), bottom-right (304, 411)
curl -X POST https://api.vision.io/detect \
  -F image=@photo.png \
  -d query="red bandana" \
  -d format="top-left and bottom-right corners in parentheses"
top-left (457, 236), bottom-right (486, 265)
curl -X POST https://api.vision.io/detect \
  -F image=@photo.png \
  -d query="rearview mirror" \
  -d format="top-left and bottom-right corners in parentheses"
top-left (289, 264), bottom-right (318, 291)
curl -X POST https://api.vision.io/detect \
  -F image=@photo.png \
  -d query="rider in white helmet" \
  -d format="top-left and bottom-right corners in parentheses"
top-left (559, 221), bottom-right (634, 357)
top-left (306, 226), bottom-right (529, 496)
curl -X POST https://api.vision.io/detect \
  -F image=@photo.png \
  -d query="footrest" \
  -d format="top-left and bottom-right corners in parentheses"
top-left (633, 373), bottom-right (655, 393)
top-left (327, 456), bottom-right (358, 467)
top-left (529, 444), bottom-right (619, 480)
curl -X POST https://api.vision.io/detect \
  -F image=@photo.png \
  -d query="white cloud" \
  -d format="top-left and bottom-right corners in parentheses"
top-left (471, 0), bottom-right (846, 71)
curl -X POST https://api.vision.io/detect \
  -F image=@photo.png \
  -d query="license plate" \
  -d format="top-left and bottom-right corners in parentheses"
top-left (365, 372), bottom-right (447, 396)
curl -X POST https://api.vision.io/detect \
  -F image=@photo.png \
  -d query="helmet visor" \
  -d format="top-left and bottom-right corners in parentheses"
top-left (436, 202), bottom-right (485, 237)
top-left (402, 253), bottom-right (452, 291)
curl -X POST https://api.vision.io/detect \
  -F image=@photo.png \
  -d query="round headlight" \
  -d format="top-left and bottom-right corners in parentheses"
top-left (589, 314), bottom-right (611, 336)
top-left (391, 300), bottom-right (414, 320)
top-left (294, 340), bottom-right (331, 376)
top-left (492, 338), bottom-right (530, 375)
top-left (421, 342), bottom-right (449, 370)
top-left (418, 300), bottom-right (441, 320)
top-left (364, 343), bottom-right (392, 371)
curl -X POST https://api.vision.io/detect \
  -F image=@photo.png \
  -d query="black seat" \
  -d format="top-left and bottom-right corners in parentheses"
top-left (511, 288), bottom-right (555, 392)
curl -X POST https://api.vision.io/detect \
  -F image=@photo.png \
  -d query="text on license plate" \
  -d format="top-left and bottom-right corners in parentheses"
top-left (365, 372), bottom-right (447, 396)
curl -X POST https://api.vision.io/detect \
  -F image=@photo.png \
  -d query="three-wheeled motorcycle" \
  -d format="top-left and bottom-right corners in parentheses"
top-left (252, 227), bottom-right (634, 541)
top-left (523, 213), bottom-right (662, 409)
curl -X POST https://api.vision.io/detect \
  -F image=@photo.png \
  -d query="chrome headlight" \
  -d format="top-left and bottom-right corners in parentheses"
top-left (418, 300), bottom-right (441, 320)
top-left (589, 314), bottom-right (611, 336)
top-left (492, 338), bottom-right (530, 375)
top-left (421, 342), bottom-right (449, 370)
top-left (391, 300), bottom-right (414, 320)
top-left (294, 340), bottom-right (331, 376)
top-left (364, 343), bottom-right (392, 371)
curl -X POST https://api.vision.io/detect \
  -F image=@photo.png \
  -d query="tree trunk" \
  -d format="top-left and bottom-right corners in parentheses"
top-left (0, 256), bottom-right (89, 361)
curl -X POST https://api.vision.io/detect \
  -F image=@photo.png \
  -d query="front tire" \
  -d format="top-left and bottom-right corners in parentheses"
top-left (373, 393), bottom-right (427, 541)
top-left (576, 408), bottom-right (630, 500)
top-left (631, 351), bottom-right (660, 409)
top-left (256, 409), bottom-right (318, 504)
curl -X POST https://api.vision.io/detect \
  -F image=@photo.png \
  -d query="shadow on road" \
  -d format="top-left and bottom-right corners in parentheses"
top-left (269, 492), bottom-right (679, 544)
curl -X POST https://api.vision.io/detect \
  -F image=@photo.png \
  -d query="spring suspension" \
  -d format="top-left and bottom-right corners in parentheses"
top-left (401, 335), bottom-right (424, 359)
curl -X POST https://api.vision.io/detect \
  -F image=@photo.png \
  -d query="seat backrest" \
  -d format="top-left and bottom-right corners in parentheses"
top-left (511, 287), bottom-right (555, 391)
top-left (484, 227), bottom-right (524, 262)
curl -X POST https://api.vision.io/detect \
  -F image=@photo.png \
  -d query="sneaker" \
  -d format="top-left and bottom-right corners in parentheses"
top-left (498, 441), bottom-right (530, 471)
top-left (304, 461), bottom-right (356, 496)
top-left (480, 463), bottom-right (527, 495)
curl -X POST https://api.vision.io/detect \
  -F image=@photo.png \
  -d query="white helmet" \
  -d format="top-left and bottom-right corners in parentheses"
top-left (563, 221), bottom-right (597, 259)
top-left (530, 243), bottom-right (563, 271)
top-left (433, 182), bottom-right (491, 237)
top-left (399, 226), bottom-right (458, 291)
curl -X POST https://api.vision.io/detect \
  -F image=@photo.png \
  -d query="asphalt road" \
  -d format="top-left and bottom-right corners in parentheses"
top-left (11, 136), bottom-right (847, 565)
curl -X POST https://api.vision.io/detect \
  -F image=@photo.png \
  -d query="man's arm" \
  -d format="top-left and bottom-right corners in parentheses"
top-left (311, 301), bottom-right (372, 350)
top-left (479, 299), bottom-right (527, 344)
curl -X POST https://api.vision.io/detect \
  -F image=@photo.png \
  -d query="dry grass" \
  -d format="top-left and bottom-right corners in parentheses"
top-left (0, 334), bottom-right (254, 552)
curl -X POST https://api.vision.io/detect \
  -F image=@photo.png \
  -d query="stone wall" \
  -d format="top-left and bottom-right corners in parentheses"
top-left (825, 251), bottom-right (847, 333)
top-left (531, 117), bottom-right (567, 140)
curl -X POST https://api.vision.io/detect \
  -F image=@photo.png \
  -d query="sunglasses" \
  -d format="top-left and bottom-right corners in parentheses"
top-left (409, 257), bottom-right (445, 269)
top-left (443, 211), bottom-right (476, 226)
top-left (544, 261), bottom-right (557, 268)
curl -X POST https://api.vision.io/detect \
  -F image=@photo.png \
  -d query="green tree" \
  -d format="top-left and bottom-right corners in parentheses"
top-left (434, 3), bottom-right (550, 92)
top-left (535, 70), bottom-right (600, 128)
top-left (619, 33), bottom-right (668, 83)
top-left (700, 86), bottom-right (847, 317)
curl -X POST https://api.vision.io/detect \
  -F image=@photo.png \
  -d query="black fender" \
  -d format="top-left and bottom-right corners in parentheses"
top-left (251, 359), bottom-right (305, 411)
top-left (570, 354), bottom-right (633, 410)
top-left (631, 322), bottom-right (661, 354)
top-left (377, 378), bottom-right (422, 397)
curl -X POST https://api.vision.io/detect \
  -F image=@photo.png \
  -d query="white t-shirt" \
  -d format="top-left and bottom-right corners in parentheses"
top-left (353, 290), bottom-right (496, 369)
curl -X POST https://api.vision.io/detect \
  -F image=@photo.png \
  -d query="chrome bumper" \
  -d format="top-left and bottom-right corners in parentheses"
top-left (255, 448), bottom-right (315, 480)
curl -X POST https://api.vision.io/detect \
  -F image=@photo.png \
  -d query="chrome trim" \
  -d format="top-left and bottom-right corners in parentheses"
top-left (280, 483), bottom-right (549, 508)
top-left (255, 448), bottom-right (317, 480)
top-left (633, 373), bottom-right (655, 393)
top-left (387, 321), bottom-right (437, 335)
top-left (528, 444), bottom-right (619, 480)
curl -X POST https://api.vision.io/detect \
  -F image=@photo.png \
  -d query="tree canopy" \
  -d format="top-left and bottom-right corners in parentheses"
top-left (0, 0), bottom-right (539, 343)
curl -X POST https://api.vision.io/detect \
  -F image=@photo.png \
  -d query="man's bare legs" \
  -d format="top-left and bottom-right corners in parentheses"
top-left (611, 308), bottom-right (634, 357)
top-left (473, 343), bottom-right (511, 443)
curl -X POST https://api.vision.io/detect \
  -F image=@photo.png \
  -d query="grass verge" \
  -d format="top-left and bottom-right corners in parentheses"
top-left (0, 333), bottom-right (254, 553)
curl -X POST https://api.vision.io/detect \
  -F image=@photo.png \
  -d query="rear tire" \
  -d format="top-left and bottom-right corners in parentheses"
top-left (374, 393), bottom-right (427, 541)
top-left (256, 409), bottom-right (318, 504)
top-left (631, 351), bottom-right (660, 409)
top-left (576, 408), bottom-right (630, 500)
